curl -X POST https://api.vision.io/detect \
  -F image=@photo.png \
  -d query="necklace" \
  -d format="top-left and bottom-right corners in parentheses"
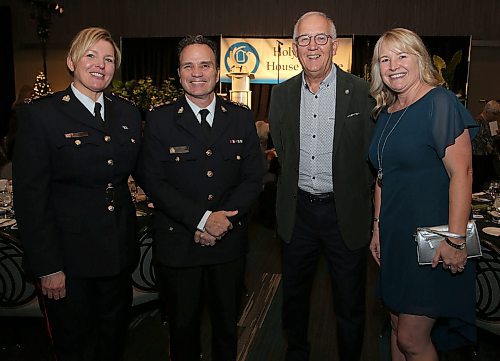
top-left (376, 105), bottom-right (410, 184)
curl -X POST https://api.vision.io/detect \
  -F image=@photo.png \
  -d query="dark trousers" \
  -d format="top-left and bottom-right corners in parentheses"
top-left (156, 257), bottom-right (245, 361)
top-left (282, 190), bottom-right (367, 361)
top-left (42, 271), bottom-right (132, 361)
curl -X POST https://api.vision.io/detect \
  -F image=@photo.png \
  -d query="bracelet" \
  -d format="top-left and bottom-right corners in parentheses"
top-left (445, 237), bottom-right (466, 250)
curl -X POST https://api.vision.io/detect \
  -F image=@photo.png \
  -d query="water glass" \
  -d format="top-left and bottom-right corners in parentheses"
top-left (128, 179), bottom-right (138, 203)
top-left (0, 190), bottom-right (12, 218)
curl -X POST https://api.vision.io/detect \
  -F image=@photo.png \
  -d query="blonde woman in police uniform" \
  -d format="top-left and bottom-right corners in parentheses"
top-left (13, 27), bottom-right (141, 361)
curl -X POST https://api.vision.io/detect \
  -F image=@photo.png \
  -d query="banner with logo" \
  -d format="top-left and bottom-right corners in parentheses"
top-left (220, 37), bottom-right (352, 84)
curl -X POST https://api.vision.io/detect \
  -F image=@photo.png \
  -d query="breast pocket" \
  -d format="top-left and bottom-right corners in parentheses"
top-left (54, 134), bottom-right (101, 169)
top-left (160, 151), bottom-right (198, 187)
top-left (115, 130), bottom-right (140, 170)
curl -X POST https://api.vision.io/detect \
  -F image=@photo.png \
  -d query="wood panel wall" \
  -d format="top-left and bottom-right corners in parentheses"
top-left (3, 0), bottom-right (500, 50)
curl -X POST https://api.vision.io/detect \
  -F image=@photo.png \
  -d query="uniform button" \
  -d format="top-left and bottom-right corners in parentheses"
top-left (107, 159), bottom-right (114, 166)
top-left (104, 135), bottom-right (111, 142)
top-left (131, 138), bottom-right (136, 144)
top-left (206, 149), bottom-right (213, 156)
top-left (107, 205), bottom-right (115, 212)
top-left (75, 140), bottom-right (81, 145)
top-left (207, 194), bottom-right (215, 201)
top-left (175, 156), bottom-right (180, 162)
top-left (236, 155), bottom-right (241, 160)
top-left (207, 170), bottom-right (214, 178)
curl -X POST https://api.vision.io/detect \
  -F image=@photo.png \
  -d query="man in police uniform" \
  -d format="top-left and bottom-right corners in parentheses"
top-left (139, 35), bottom-right (263, 361)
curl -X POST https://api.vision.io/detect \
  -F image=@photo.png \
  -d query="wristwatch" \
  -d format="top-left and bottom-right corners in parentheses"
top-left (445, 237), bottom-right (466, 250)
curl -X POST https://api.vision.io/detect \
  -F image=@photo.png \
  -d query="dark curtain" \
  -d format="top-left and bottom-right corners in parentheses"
top-left (251, 84), bottom-right (274, 121)
top-left (121, 37), bottom-right (183, 86)
top-left (1, 6), bottom-right (16, 139)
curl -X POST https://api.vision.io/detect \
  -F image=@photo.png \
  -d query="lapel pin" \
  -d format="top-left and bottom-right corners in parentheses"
top-left (221, 105), bottom-right (227, 113)
top-left (345, 89), bottom-right (350, 95)
top-left (178, 106), bottom-right (184, 114)
top-left (62, 95), bottom-right (70, 102)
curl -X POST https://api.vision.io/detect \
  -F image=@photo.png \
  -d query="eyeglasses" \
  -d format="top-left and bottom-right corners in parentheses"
top-left (294, 33), bottom-right (333, 47)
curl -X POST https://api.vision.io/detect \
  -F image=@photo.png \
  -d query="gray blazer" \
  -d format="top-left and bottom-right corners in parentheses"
top-left (269, 66), bottom-right (375, 250)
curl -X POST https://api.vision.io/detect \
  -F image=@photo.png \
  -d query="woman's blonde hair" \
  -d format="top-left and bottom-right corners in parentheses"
top-left (370, 28), bottom-right (442, 118)
top-left (67, 27), bottom-right (121, 74)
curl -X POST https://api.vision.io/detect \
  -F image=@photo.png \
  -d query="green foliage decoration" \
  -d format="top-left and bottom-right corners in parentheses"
top-left (110, 77), bottom-right (184, 111)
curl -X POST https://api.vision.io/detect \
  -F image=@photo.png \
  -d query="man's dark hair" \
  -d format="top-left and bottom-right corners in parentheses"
top-left (177, 35), bottom-right (219, 64)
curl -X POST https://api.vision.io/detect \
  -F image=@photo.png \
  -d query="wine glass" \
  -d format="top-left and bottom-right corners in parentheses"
top-left (0, 190), bottom-right (13, 218)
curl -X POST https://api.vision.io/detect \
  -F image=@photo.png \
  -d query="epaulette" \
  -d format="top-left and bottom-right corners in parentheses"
top-left (227, 100), bottom-right (250, 110)
top-left (150, 101), bottom-right (175, 111)
top-left (26, 92), bottom-right (56, 104)
top-left (109, 93), bottom-right (133, 104)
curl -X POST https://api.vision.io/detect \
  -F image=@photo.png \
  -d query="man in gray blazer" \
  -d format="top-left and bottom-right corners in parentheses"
top-left (269, 11), bottom-right (375, 361)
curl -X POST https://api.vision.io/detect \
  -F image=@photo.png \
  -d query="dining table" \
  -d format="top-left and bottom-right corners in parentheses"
top-left (0, 198), bottom-right (158, 317)
top-left (471, 192), bottom-right (500, 335)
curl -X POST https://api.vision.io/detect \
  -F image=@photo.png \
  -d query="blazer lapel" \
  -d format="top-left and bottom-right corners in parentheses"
top-left (56, 87), bottom-right (105, 133)
top-left (333, 66), bottom-right (353, 158)
top-left (284, 74), bottom-right (302, 166)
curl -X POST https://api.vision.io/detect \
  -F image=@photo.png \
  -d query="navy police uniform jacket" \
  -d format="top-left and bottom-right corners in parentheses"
top-left (13, 87), bottom-right (142, 278)
top-left (138, 96), bottom-right (264, 267)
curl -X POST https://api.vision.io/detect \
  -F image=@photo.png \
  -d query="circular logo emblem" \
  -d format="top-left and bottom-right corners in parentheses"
top-left (224, 42), bottom-right (260, 74)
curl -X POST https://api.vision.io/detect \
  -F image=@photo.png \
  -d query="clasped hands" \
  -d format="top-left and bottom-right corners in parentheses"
top-left (194, 210), bottom-right (238, 247)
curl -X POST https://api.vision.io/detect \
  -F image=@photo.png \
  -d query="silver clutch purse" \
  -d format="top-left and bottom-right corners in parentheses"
top-left (414, 220), bottom-right (482, 265)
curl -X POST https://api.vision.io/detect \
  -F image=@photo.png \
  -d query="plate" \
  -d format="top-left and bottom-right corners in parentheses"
top-left (482, 227), bottom-right (500, 236)
top-left (488, 210), bottom-right (500, 218)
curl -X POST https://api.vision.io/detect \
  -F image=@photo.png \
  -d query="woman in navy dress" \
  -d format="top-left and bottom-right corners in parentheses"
top-left (368, 28), bottom-right (478, 360)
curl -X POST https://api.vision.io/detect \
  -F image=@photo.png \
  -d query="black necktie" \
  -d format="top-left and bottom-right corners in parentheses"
top-left (94, 102), bottom-right (104, 123)
top-left (199, 109), bottom-right (211, 137)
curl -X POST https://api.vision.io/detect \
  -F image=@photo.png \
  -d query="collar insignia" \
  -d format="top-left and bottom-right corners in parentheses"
top-left (62, 95), bottom-right (71, 102)
top-left (221, 105), bottom-right (227, 113)
top-left (178, 106), bottom-right (184, 114)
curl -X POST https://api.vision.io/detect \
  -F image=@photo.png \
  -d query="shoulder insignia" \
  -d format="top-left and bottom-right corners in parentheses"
top-left (149, 101), bottom-right (175, 111)
top-left (228, 100), bottom-right (250, 110)
top-left (110, 93), bottom-right (134, 104)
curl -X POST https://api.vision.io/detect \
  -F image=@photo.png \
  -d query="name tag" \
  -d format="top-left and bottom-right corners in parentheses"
top-left (64, 132), bottom-right (89, 139)
top-left (169, 146), bottom-right (190, 154)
